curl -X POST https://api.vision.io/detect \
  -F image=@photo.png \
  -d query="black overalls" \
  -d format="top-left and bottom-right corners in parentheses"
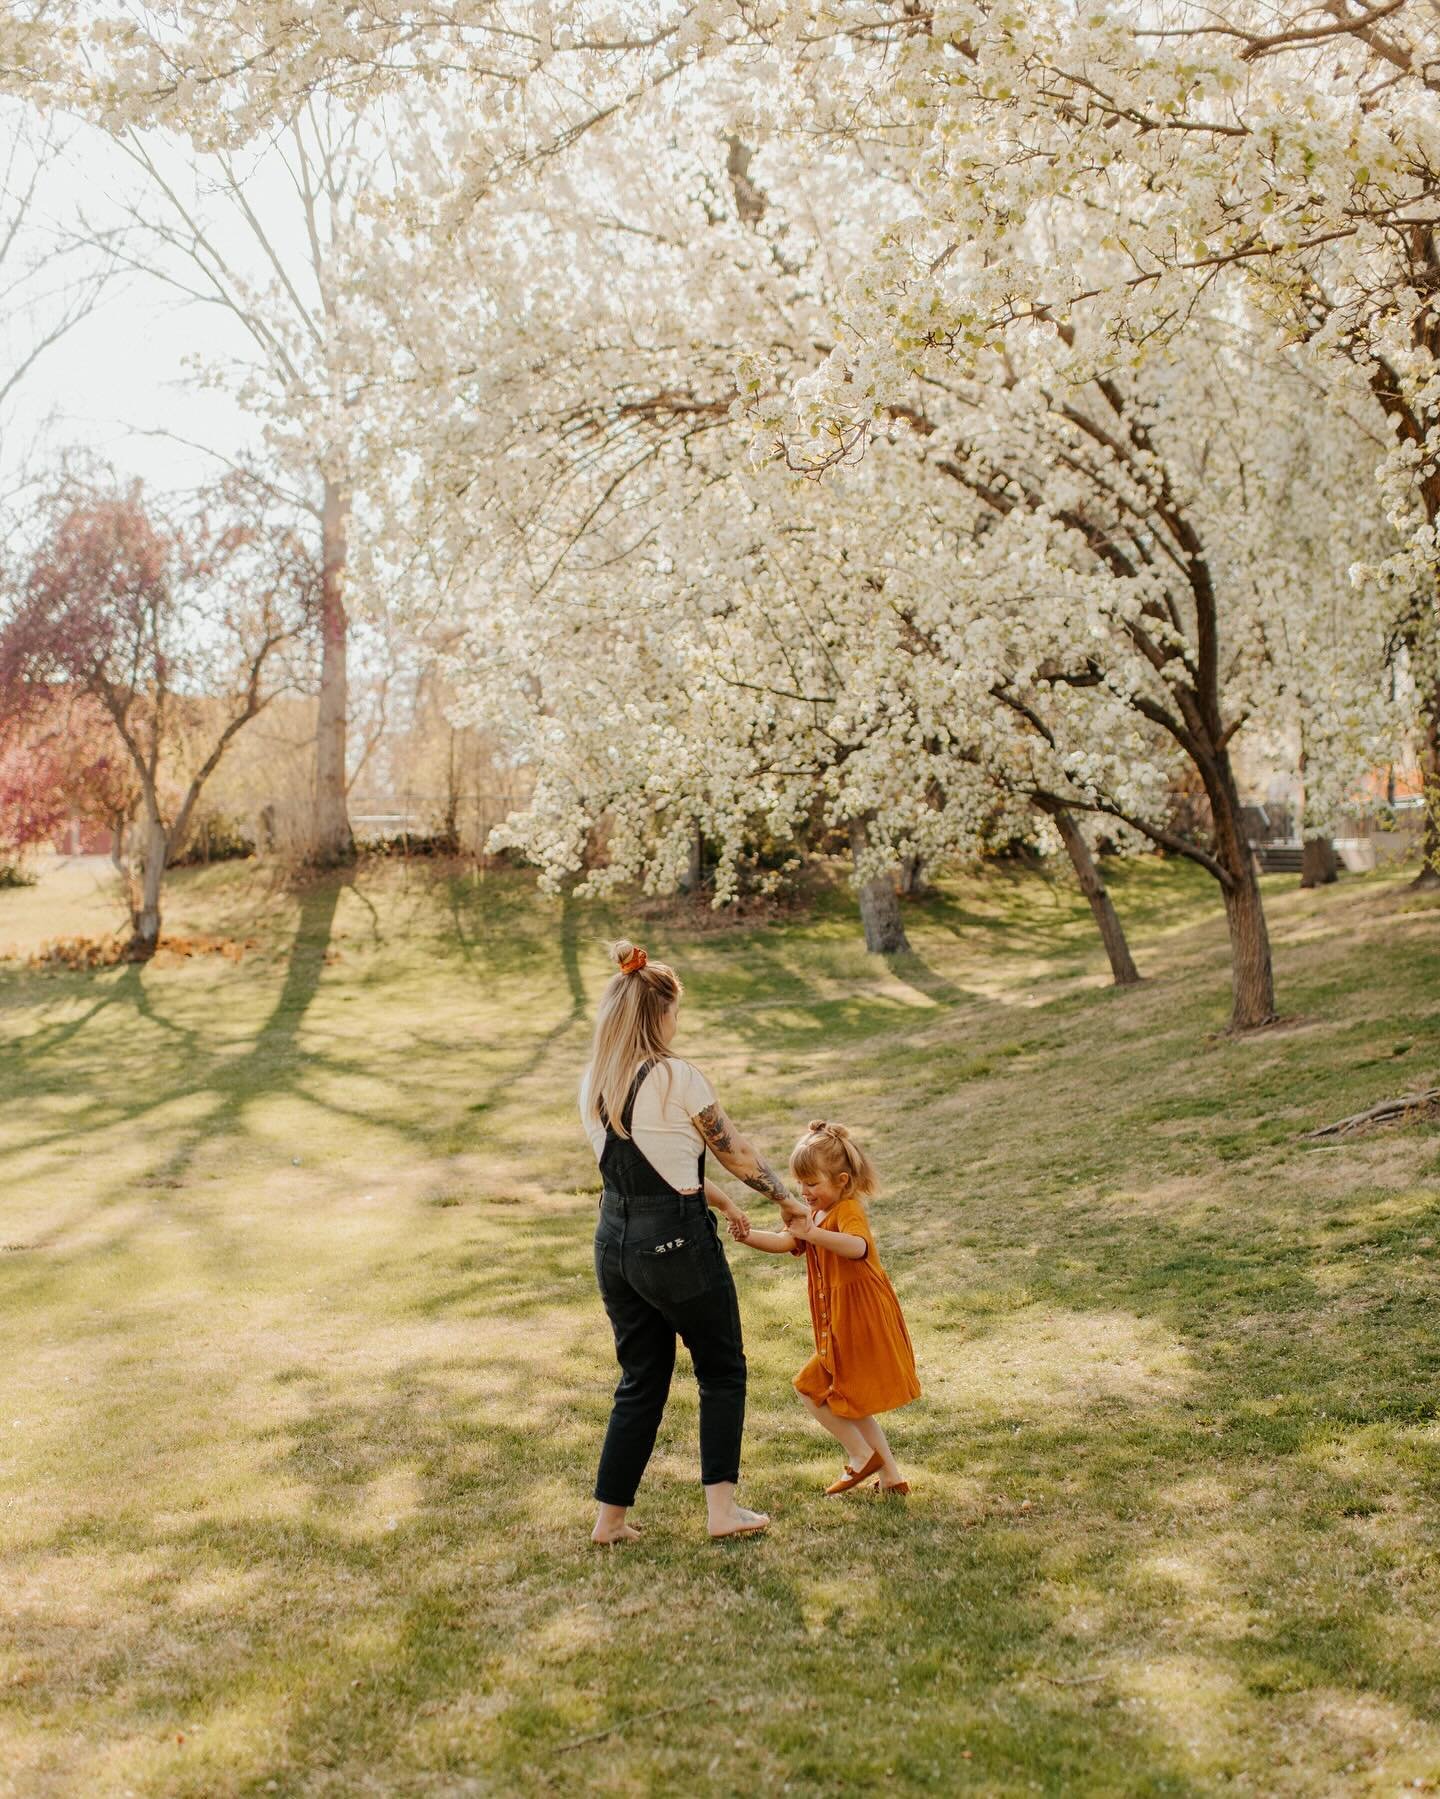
top-left (593, 1061), bottom-right (747, 1506)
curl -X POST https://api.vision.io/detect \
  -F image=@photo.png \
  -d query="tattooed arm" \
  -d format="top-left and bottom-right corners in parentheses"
top-left (692, 1104), bottom-right (806, 1222)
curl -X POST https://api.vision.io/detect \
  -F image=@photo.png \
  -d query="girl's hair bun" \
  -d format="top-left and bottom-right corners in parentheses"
top-left (613, 940), bottom-right (648, 975)
top-left (792, 1118), bottom-right (875, 1196)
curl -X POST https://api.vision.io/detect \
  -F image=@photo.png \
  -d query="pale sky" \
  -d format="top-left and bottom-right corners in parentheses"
top-left (6, 275), bottom-right (259, 492)
top-left (2, 105), bottom-right (306, 499)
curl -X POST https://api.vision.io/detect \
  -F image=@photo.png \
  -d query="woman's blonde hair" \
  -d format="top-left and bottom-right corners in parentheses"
top-left (585, 940), bottom-right (682, 1138)
top-left (790, 1120), bottom-right (878, 1199)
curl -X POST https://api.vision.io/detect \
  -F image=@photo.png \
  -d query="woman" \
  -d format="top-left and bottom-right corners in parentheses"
top-left (580, 938), bottom-right (805, 1544)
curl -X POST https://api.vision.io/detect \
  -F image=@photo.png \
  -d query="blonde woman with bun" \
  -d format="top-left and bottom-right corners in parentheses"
top-left (735, 1120), bottom-right (919, 1496)
top-left (580, 939), bottom-right (807, 1545)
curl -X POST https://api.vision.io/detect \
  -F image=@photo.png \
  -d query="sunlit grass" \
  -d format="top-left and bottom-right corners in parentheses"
top-left (2, 852), bottom-right (1438, 1795)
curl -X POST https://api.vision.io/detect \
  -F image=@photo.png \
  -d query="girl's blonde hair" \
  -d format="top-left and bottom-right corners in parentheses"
top-left (585, 940), bottom-right (682, 1139)
top-left (790, 1120), bottom-right (878, 1199)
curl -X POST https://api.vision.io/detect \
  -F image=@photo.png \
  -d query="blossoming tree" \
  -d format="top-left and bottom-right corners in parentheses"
top-left (746, 0), bottom-right (1440, 884)
top-left (353, 83), bottom-right (1401, 1018)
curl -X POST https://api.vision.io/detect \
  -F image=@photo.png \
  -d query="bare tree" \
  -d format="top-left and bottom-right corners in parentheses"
top-left (73, 104), bottom-right (383, 862)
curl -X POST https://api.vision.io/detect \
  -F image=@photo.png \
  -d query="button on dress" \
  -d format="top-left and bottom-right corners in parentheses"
top-left (791, 1197), bottom-right (920, 1420)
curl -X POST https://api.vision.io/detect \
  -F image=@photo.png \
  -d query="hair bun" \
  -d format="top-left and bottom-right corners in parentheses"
top-left (808, 1118), bottom-right (849, 1139)
top-left (614, 940), bottom-right (648, 975)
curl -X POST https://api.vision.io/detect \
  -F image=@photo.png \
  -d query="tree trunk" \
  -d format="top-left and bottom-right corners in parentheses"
top-left (1294, 738), bottom-right (1338, 889)
top-left (1220, 859), bottom-right (1276, 1029)
top-left (443, 727), bottom-right (461, 849)
top-left (849, 817), bottom-right (910, 954)
top-left (1047, 802), bottom-right (1141, 986)
top-left (679, 825), bottom-right (704, 894)
top-left (1300, 836), bottom-right (1338, 888)
top-left (897, 854), bottom-right (927, 897)
top-left (1202, 750), bottom-right (1278, 1030)
top-left (125, 815), bottom-right (168, 961)
top-left (1412, 706), bottom-right (1440, 890)
top-left (312, 479), bottom-right (353, 865)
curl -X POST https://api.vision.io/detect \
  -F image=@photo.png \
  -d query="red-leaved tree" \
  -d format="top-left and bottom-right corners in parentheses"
top-left (0, 474), bottom-right (319, 957)
top-left (0, 690), bottom-right (137, 869)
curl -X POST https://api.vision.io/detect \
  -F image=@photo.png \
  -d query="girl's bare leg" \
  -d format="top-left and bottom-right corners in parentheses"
top-left (799, 1393), bottom-right (873, 1469)
top-left (853, 1415), bottom-right (904, 1485)
top-left (591, 1502), bottom-right (642, 1545)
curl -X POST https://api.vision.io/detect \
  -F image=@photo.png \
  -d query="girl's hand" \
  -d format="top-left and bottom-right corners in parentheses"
top-left (787, 1211), bottom-right (813, 1241)
top-left (726, 1210), bottom-right (751, 1242)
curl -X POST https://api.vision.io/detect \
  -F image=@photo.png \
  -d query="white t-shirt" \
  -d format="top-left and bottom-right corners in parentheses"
top-left (580, 1057), bottom-right (718, 1194)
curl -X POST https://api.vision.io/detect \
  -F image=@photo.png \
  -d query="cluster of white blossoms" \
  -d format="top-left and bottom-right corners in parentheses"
top-left (742, 1), bottom-right (1440, 734)
top-left (19, 0), bottom-right (1438, 1018)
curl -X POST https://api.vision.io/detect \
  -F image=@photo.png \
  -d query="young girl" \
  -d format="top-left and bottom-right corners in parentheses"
top-left (734, 1120), bottom-right (920, 1495)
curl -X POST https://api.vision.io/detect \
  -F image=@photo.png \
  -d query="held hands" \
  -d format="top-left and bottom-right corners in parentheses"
top-left (786, 1210), bottom-right (814, 1241)
top-left (714, 1194), bottom-right (751, 1241)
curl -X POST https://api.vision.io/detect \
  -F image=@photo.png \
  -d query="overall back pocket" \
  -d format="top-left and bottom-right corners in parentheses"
top-left (631, 1220), bottom-right (719, 1305)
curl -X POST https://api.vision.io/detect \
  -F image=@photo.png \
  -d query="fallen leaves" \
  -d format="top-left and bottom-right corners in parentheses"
top-left (3, 932), bottom-right (260, 969)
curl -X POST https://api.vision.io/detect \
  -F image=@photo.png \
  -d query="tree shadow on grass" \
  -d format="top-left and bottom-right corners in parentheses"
top-left (7, 863), bottom-right (1440, 1789)
top-left (0, 878), bottom-right (435, 1286)
top-left (152, 878), bottom-right (346, 1183)
top-left (883, 949), bottom-right (970, 1008)
top-left (678, 931), bottom-right (1012, 1062)
top-left (0, 879), bottom-right (610, 1302)
top-left (18, 1331), bottom-right (1405, 1796)
top-left (0, 975), bottom-right (138, 1066)
top-left (0, 882), bottom-right (344, 1167)
top-left (12, 1147), bottom-right (1440, 1794)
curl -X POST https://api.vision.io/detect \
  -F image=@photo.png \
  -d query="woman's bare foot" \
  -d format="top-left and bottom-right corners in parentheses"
top-left (591, 1502), bottom-right (641, 1545)
top-left (706, 1503), bottom-right (770, 1539)
top-left (591, 1521), bottom-right (642, 1544)
top-left (703, 1478), bottom-right (769, 1539)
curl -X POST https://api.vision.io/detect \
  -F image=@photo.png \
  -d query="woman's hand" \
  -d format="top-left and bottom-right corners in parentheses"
top-left (787, 1210), bottom-right (814, 1241)
top-left (703, 1177), bottom-right (751, 1242)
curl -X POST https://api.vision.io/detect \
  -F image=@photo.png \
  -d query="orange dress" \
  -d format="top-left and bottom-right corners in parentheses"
top-left (791, 1197), bottom-right (920, 1419)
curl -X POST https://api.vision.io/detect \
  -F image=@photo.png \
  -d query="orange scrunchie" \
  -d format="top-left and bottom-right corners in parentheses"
top-left (618, 946), bottom-right (648, 975)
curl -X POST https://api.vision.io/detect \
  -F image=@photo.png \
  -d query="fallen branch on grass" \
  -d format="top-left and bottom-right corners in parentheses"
top-left (554, 1695), bottom-right (717, 1755)
top-left (1305, 1088), bottom-right (1440, 1139)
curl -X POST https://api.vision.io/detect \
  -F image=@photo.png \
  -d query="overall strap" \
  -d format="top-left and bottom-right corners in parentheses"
top-left (598, 1059), bottom-right (657, 1135)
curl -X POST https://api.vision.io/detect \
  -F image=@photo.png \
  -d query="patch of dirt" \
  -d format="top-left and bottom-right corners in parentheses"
top-left (630, 887), bottom-right (809, 932)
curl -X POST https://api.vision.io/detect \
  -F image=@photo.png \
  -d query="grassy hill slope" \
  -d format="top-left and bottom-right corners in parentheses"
top-left (2, 854), bottom-right (1437, 1796)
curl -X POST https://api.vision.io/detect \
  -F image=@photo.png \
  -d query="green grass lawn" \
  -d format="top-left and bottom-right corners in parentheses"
top-left (2, 851), bottom-right (1438, 1797)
